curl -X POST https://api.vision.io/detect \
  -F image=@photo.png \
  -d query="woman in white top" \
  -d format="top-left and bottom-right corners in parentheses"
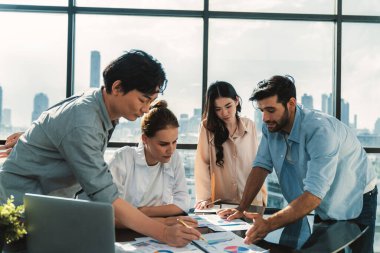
top-left (108, 100), bottom-right (192, 225)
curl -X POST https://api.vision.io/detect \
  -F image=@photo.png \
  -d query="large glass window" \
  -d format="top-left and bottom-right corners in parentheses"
top-left (0, 12), bottom-right (67, 139)
top-left (342, 23), bottom-right (380, 147)
top-left (74, 15), bottom-right (203, 143)
top-left (0, 0), bottom-right (66, 6)
top-left (208, 19), bottom-right (334, 138)
top-left (210, 0), bottom-right (335, 14)
top-left (76, 0), bottom-right (203, 10)
top-left (343, 0), bottom-right (380, 16)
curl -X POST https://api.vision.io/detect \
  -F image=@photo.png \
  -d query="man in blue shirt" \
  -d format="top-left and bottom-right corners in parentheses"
top-left (219, 75), bottom-right (377, 252)
top-left (0, 50), bottom-right (200, 246)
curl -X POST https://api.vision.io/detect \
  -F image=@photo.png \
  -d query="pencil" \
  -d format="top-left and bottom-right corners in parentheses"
top-left (206, 198), bottom-right (222, 207)
top-left (177, 218), bottom-right (207, 242)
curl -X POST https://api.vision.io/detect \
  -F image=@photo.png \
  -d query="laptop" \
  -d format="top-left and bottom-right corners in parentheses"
top-left (24, 193), bottom-right (115, 253)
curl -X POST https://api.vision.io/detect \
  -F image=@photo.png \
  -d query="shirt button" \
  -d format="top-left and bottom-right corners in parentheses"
top-left (281, 155), bottom-right (284, 157)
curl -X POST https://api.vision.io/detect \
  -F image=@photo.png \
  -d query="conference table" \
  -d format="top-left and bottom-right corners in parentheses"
top-left (115, 206), bottom-right (368, 253)
top-left (2, 206), bottom-right (368, 253)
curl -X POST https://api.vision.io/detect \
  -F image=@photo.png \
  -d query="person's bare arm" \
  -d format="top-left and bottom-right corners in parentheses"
top-left (138, 204), bottom-right (184, 217)
top-left (244, 191), bottom-right (321, 244)
top-left (112, 198), bottom-right (200, 247)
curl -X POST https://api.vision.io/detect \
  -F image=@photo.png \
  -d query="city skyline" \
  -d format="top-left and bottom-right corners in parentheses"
top-left (1, 13), bottom-right (380, 131)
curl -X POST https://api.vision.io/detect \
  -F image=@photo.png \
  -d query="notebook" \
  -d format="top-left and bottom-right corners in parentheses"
top-left (24, 193), bottom-right (115, 253)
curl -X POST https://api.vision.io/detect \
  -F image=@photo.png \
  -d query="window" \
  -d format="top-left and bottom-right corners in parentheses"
top-left (343, 0), bottom-right (380, 16)
top-left (342, 23), bottom-right (380, 147)
top-left (208, 19), bottom-right (334, 138)
top-left (75, 0), bottom-right (203, 10)
top-left (74, 14), bottom-right (203, 143)
top-left (0, 12), bottom-right (67, 138)
top-left (210, 0), bottom-right (335, 14)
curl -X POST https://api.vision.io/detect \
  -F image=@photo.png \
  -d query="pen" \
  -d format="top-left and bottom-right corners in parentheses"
top-left (177, 218), bottom-right (207, 242)
top-left (206, 198), bottom-right (222, 207)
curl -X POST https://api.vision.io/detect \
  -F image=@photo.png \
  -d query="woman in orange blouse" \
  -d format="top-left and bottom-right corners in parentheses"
top-left (194, 81), bottom-right (267, 209)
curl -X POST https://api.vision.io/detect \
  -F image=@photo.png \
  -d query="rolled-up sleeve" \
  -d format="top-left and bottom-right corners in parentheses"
top-left (59, 127), bottom-right (119, 204)
top-left (194, 124), bottom-right (212, 202)
top-left (253, 129), bottom-right (274, 172)
top-left (303, 125), bottom-right (339, 200)
top-left (172, 154), bottom-right (190, 212)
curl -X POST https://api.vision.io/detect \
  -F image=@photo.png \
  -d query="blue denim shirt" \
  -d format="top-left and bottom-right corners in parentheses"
top-left (254, 105), bottom-right (376, 220)
top-left (0, 88), bottom-right (119, 205)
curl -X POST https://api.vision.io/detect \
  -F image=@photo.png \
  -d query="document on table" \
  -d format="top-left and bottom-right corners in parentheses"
top-left (194, 206), bottom-right (222, 213)
top-left (194, 231), bottom-right (269, 253)
top-left (115, 232), bottom-right (268, 253)
top-left (115, 238), bottom-right (202, 252)
top-left (192, 214), bottom-right (252, 231)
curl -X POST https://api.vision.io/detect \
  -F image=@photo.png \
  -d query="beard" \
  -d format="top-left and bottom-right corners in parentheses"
top-left (265, 107), bottom-right (290, 132)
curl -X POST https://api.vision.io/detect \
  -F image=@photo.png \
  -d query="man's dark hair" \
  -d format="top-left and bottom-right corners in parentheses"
top-left (103, 49), bottom-right (167, 95)
top-left (249, 75), bottom-right (296, 106)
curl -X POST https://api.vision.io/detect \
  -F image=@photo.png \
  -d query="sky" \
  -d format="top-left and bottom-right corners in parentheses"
top-left (0, 1), bottom-right (380, 132)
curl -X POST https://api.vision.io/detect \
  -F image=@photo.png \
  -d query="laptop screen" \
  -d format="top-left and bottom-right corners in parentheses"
top-left (24, 193), bottom-right (115, 253)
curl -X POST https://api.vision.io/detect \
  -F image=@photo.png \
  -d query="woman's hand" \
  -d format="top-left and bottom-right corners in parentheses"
top-left (0, 132), bottom-right (23, 158)
top-left (194, 200), bottom-right (212, 209)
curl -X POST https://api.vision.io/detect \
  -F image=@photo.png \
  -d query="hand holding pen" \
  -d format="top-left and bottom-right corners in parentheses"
top-left (177, 218), bottom-right (207, 243)
top-left (194, 198), bottom-right (222, 210)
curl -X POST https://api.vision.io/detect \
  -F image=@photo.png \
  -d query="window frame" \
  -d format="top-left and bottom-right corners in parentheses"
top-left (0, 0), bottom-right (380, 152)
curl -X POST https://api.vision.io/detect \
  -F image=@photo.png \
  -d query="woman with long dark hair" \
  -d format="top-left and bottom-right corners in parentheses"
top-left (194, 81), bottom-right (267, 209)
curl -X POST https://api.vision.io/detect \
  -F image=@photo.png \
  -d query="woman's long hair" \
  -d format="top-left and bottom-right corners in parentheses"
top-left (203, 81), bottom-right (242, 167)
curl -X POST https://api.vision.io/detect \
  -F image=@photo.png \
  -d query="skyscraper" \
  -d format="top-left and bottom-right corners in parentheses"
top-left (2, 108), bottom-right (11, 127)
top-left (301, 93), bottom-right (313, 109)
top-left (32, 93), bottom-right (49, 122)
top-left (321, 93), bottom-right (349, 126)
top-left (374, 118), bottom-right (380, 135)
top-left (341, 99), bottom-right (350, 126)
top-left (90, 50), bottom-right (101, 88)
top-left (321, 94), bottom-right (329, 114)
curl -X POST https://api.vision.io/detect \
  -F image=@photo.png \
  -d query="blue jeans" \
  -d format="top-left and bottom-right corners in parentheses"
top-left (315, 186), bottom-right (377, 253)
top-left (349, 186), bottom-right (377, 253)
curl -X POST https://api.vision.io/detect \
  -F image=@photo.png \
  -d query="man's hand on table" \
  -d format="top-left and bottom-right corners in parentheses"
top-left (243, 211), bottom-right (271, 244)
top-left (217, 208), bottom-right (244, 221)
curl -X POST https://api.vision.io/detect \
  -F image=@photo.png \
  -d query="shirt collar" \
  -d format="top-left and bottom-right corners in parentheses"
top-left (287, 104), bottom-right (303, 143)
top-left (232, 117), bottom-right (248, 138)
top-left (208, 117), bottom-right (248, 142)
top-left (96, 87), bottom-right (115, 132)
